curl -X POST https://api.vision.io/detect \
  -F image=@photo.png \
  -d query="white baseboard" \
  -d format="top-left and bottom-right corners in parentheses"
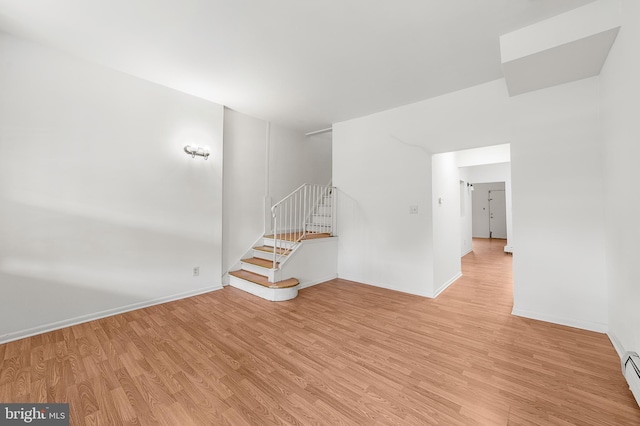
top-left (461, 248), bottom-right (473, 257)
top-left (336, 274), bottom-right (434, 298)
top-left (298, 274), bottom-right (338, 290)
top-left (511, 308), bottom-right (608, 333)
top-left (607, 331), bottom-right (626, 360)
top-left (0, 285), bottom-right (223, 345)
top-left (434, 272), bottom-right (463, 298)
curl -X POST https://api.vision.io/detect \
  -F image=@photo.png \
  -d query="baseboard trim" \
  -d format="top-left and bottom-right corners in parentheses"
top-left (0, 285), bottom-right (223, 345)
top-left (607, 331), bottom-right (626, 360)
top-left (434, 272), bottom-right (463, 298)
top-left (336, 274), bottom-right (434, 298)
top-left (298, 274), bottom-right (338, 290)
top-left (511, 308), bottom-right (608, 333)
top-left (461, 248), bottom-right (473, 257)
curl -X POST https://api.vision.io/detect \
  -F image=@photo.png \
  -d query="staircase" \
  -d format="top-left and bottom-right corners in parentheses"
top-left (228, 184), bottom-right (337, 301)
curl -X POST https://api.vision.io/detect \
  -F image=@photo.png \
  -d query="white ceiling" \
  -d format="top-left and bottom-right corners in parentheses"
top-left (0, 0), bottom-right (594, 132)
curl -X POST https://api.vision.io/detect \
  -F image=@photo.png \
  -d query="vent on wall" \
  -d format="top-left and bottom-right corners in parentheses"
top-left (623, 352), bottom-right (640, 406)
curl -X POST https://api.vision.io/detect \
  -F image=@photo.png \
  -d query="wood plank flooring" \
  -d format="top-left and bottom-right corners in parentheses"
top-left (1, 238), bottom-right (639, 425)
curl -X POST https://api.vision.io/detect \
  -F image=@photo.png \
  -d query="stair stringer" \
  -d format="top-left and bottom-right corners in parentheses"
top-left (272, 236), bottom-right (338, 288)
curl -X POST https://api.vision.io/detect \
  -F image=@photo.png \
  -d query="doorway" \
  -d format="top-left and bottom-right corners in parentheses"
top-left (471, 182), bottom-right (507, 240)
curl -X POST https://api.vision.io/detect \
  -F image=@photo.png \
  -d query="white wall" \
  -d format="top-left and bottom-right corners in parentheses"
top-left (432, 152), bottom-right (462, 295)
top-left (334, 76), bottom-right (608, 331)
top-left (269, 126), bottom-right (332, 206)
top-left (0, 33), bottom-right (224, 342)
top-left (276, 238), bottom-right (338, 289)
top-left (333, 119), bottom-right (434, 297)
top-left (510, 77), bottom-right (607, 332)
top-left (600, 0), bottom-right (640, 356)
top-left (222, 109), bottom-right (267, 276)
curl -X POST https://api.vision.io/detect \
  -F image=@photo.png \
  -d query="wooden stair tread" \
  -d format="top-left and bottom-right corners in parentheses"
top-left (253, 245), bottom-right (289, 255)
top-left (264, 232), bottom-right (304, 242)
top-left (299, 232), bottom-right (331, 240)
top-left (229, 270), bottom-right (299, 289)
top-left (264, 232), bottom-right (331, 242)
top-left (242, 257), bottom-right (279, 268)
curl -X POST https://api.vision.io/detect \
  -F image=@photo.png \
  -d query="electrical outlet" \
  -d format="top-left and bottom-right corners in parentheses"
top-left (409, 205), bottom-right (419, 214)
top-left (193, 266), bottom-right (200, 277)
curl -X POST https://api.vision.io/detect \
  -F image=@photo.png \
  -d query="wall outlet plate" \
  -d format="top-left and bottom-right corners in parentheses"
top-left (409, 205), bottom-right (419, 214)
top-left (193, 267), bottom-right (200, 276)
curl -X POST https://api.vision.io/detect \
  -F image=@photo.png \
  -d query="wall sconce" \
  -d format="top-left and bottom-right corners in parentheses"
top-left (467, 182), bottom-right (474, 191)
top-left (184, 145), bottom-right (210, 160)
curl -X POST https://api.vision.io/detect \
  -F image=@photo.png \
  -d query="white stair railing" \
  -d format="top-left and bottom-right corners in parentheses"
top-left (270, 183), bottom-right (335, 269)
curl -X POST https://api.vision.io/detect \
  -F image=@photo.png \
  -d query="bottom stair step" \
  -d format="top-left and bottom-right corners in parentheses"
top-left (229, 270), bottom-right (299, 289)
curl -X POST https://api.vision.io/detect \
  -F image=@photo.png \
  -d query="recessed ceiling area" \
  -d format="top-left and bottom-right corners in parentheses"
top-left (501, 0), bottom-right (620, 96)
top-left (0, 0), bottom-right (596, 131)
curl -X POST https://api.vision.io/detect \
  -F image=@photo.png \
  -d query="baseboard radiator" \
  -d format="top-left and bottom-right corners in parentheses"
top-left (623, 352), bottom-right (640, 406)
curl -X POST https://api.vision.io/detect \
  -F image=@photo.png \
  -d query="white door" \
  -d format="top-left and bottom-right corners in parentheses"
top-left (489, 190), bottom-right (507, 239)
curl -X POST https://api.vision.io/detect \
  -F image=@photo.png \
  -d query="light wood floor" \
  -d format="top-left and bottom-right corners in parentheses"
top-left (1, 238), bottom-right (638, 425)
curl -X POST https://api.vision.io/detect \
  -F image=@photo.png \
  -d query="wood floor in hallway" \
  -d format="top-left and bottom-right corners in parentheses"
top-left (1, 238), bottom-right (638, 425)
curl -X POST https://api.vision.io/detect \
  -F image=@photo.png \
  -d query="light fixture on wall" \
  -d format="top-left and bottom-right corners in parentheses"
top-left (467, 182), bottom-right (474, 191)
top-left (184, 145), bottom-right (210, 160)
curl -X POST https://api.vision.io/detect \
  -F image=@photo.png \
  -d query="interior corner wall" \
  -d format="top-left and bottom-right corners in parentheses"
top-left (510, 77), bottom-right (607, 332)
top-left (334, 77), bottom-right (608, 331)
top-left (432, 152), bottom-right (462, 295)
top-left (0, 33), bottom-right (224, 342)
top-left (222, 109), bottom-right (267, 277)
top-left (268, 125), bottom-right (332, 206)
top-left (600, 0), bottom-right (640, 355)
top-left (333, 118), bottom-right (434, 297)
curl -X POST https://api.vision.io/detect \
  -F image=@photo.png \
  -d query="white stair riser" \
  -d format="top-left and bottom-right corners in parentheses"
top-left (316, 206), bottom-right (332, 215)
top-left (263, 238), bottom-right (297, 249)
top-left (253, 249), bottom-right (284, 261)
top-left (240, 261), bottom-right (273, 275)
top-left (311, 215), bottom-right (332, 225)
top-left (229, 276), bottom-right (298, 302)
top-left (306, 224), bottom-right (332, 233)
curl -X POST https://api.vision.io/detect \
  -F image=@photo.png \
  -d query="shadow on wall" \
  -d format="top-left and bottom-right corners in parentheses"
top-left (0, 199), bottom-right (220, 340)
top-left (0, 271), bottom-right (137, 338)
